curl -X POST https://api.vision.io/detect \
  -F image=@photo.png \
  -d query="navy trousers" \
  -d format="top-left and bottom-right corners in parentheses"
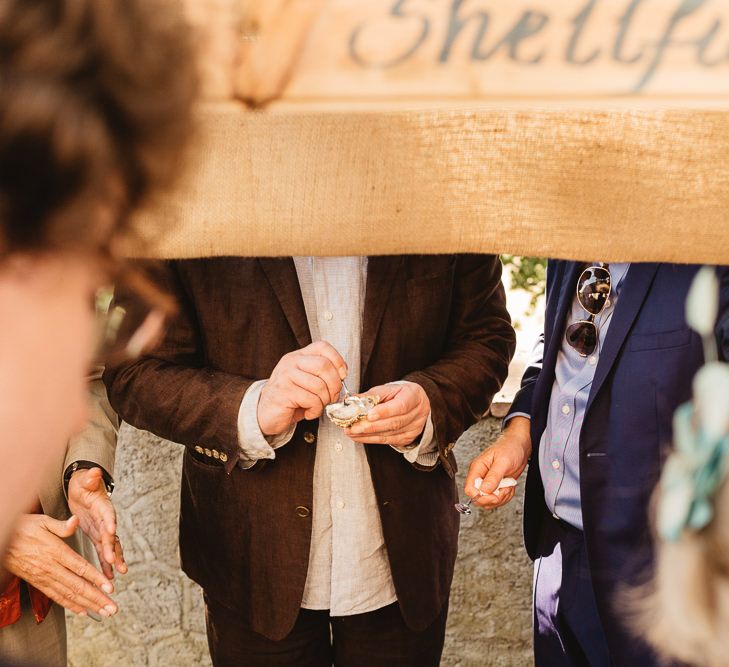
top-left (533, 516), bottom-right (611, 667)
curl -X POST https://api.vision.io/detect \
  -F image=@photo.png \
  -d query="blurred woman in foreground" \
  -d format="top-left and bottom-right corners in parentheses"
top-left (0, 0), bottom-right (196, 553)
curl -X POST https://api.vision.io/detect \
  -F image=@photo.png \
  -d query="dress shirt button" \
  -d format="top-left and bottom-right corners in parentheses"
top-left (588, 356), bottom-right (597, 366)
top-left (303, 431), bottom-right (316, 444)
top-left (334, 441), bottom-right (343, 452)
top-left (194, 446), bottom-right (204, 454)
top-left (323, 310), bottom-right (334, 321)
top-left (552, 459), bottom-right (561, 470)
top-left (561, 404), bottom-right (571, 415)
top-left (295, 506), bottom-right (311, 518)
top-left (336, 499), bottom-right (345, 510)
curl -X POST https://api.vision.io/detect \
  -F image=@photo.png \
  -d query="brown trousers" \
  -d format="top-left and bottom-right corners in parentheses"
top-left (205, 595), bottom-right (449, 667)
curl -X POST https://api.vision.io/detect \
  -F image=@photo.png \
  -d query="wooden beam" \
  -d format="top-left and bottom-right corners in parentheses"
top-left (186, 0), bottom-right (729, 108)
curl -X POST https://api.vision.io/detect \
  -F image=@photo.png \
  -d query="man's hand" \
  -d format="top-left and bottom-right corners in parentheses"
top-left (258, 341), bottom-right (348, 436)
top-left (346, 382), bottom-right (430, 447)
top-left (464, 416), bottom-right (532, 509)
top-left (68, 467), bottom-right (126, 579)
top-left (4, 514), bottom-right (118, 617)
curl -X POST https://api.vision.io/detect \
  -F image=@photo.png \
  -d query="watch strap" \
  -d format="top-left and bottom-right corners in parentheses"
top-left (63, 460), bottom-right (115, 496)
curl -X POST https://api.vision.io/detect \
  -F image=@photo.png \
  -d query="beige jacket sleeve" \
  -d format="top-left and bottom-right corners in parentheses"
top-left (38, 368), bottom-right (119, 522)
top-left (63, 368), bottom-right (119, 480)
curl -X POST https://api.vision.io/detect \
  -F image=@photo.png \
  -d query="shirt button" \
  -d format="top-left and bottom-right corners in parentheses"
top-left (552, 460), bottom-right (561, 470)
top-left (334, 441), bottom-right (343, 452)
top-left (588, 356), bottom-right (597, 366)
top-left (336, 499), bottom-right (345, 510)
top-left (323, 310), bottom-right (333, 321)
top-left (561, 404), bottom-right (571, 415)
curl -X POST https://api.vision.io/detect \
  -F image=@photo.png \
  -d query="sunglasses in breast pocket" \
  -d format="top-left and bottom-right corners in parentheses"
top-left (565, 264), bottom-right (612, 357)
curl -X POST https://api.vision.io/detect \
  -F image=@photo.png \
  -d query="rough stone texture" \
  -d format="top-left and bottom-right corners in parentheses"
top-left (445, 419), bottom-right (533, 667)
top-left (67, 418), bottom-right (533, 666)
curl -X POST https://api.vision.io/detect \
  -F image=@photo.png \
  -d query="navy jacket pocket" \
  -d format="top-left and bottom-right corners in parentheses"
top-left (629, 328), bottom-right (691, 352)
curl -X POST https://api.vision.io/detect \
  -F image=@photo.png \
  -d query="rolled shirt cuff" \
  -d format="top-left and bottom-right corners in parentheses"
top-left (237, 380), bottom-right (296, 469)
top-left (502, 411), bottom-right (531, 432)
top-left (386, 381), bottom-right (439, 466)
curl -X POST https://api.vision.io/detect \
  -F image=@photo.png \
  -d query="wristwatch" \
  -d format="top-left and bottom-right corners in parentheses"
top-left (63, 460), bottom-right (115, 497)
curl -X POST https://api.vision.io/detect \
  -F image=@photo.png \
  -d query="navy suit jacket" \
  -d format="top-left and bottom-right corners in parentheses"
top-left (510, 261), bottom-right (729, 664)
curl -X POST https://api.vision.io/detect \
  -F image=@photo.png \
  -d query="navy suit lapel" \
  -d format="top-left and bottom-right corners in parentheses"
top-left (543, 262), bottom-right (582, 382)
top-left (586, 263), bottom-right (660, 412)
top-left (258, 257), bottom-right (312, 349)
top-left (531, 262), bottom-right (582, 432)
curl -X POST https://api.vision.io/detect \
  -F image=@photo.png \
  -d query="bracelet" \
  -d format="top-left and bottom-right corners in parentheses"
top-left (63, 461), bottom-right (115, 497)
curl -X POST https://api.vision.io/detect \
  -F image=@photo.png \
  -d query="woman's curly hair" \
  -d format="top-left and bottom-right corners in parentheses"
top-left (0, 0), bottom-right (198, 254)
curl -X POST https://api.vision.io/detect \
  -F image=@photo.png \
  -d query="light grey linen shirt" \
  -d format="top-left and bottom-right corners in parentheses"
top-left (537, 263), bottom-right (630, 529)
top-left (236, 256), bottom-right (438, 615)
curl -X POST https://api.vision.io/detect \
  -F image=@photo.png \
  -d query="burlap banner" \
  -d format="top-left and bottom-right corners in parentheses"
top-left (129, 103), bottom-right (729, 263)
top-left (127, 2), bottom-right (729, 261)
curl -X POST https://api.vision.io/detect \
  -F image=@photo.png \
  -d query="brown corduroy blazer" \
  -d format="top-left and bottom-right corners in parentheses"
top-left (104, 254), bottom-right (515, 640)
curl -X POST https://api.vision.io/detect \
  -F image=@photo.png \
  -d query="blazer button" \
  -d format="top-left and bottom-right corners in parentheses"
top-left (219, 452), bottom-right (228, 463)
top-left (303, 432), bottom-right (316, 444)
top-left (212, 449), bottom-right (220, 459)
top-left (204, 448), bottom-right (212, 457)
top-left (295, 506), bottom-right (311, 518)
top-left (194, 446), bottom-right (204, 454)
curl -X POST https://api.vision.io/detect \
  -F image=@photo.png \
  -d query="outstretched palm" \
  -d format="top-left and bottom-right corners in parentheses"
top-left (68, 467), bottom-right (127, 579)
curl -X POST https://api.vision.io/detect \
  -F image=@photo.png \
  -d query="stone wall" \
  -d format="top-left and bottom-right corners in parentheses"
top-left (67, 418), bottom-right (533, 666)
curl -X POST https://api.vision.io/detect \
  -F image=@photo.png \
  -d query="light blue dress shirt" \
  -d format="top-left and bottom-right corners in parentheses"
top-left (538, 263), bottom-right (630, 530)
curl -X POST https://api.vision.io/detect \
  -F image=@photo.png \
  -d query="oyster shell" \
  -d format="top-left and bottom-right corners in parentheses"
top-left (326, 395), bottom-right (380, 429)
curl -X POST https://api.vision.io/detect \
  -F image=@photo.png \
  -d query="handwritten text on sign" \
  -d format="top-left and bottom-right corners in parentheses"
top-left (285, 0), bottom-right (729, 101)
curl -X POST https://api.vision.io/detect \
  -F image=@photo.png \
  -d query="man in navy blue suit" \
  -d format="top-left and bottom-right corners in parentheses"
top-left (465, 262), bottom-right (729, 666)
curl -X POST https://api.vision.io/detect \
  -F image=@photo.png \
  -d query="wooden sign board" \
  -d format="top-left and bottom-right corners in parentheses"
top-left (133, 2), bottom-right (729, 262)
top-left (188, 0), bottom-right (729, 108)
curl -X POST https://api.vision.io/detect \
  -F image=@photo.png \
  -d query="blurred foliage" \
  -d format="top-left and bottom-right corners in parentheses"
top-left (501, 255), bottom-right (547, 316)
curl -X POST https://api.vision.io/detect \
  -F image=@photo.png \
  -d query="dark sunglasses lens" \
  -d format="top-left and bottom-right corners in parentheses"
top-left (577, 267), bottom-right (611, 315)
top-left (566, 321), bottom-right (597, 357)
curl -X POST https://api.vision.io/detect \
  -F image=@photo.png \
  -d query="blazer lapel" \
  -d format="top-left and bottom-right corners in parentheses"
top-left (586, 263), bottom-right (660, 412)
top-left (529, 262), bottom-right (582, 432)
top-left (544, 262), bottom-right (583, 376)
top-left (258, 258), bottom-right (312, 349)
top-left (361, 256), bottom-right (403, 376)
